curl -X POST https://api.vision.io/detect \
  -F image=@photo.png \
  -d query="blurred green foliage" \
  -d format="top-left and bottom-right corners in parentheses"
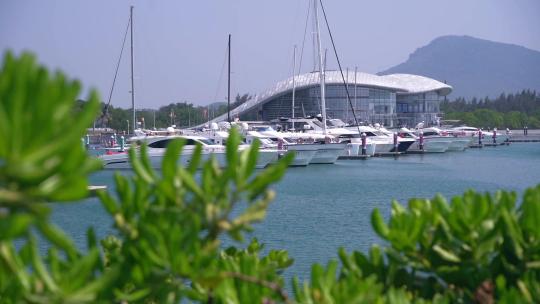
top-left (1, 52), bottom-right (539, 303)
top-left (301, 188), bottom-right (540, 303)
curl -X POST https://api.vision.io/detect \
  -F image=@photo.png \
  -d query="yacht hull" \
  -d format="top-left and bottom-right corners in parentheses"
top-left (447, 138), bottom-right (470, 151)
top-left (373, 143), bottom-right (395, 154)
top-left (346, 143), bottom-right (376, 156)
top-left (390, 140), bottom-right (415, 152)
top-left (101, 149), bottom-right (277, 169)
top-left (422, 139), bottom-right (451, 153)
top-left (310, 143), bottom-right (347, 164)
top-left (284, 144), bottom-right (318, 166)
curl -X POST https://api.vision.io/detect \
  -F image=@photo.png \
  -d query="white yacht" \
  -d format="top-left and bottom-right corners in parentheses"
top-left (417, 127), bottom-right (469, 152)
top-left (451, 126), bottom-right (510, 144)
top-left (344, 124), bottom-right (412, 154)
top-left (398, 128), bottom-right (450, 153)
top-left (252, 125), bottom-right (324, 166)
top-left (376, 125), bottom-right (416, 153)
top-left (451, 126), bottom-right (479, 137)
top-left (100, 134), bottom-right (277, 169)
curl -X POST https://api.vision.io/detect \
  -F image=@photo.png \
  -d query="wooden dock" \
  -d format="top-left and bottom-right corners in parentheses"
top-left (484, 142), bottom-right (510, 147)
top-left (510, 136), bottom-right (540, 142)
top-left (338, 155), bottom-right (370, 160)
top-left (374, 152), bottom-right (403, 157)
top-left (406, 149), bottom-right (425, 154)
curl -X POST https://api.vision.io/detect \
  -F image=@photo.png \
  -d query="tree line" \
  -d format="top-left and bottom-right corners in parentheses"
top-left (441, 90), bottom-right (540, 128)
top-left (82, 93), bottom-right (252, 132)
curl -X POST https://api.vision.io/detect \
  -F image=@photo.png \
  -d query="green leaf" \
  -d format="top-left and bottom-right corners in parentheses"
top-left (432, 244), bottom-right (461, 263)
top-left (29, 237), bottom-right (59, 292)
top-left (37, 221), bottom-right (78, 260)
top-left (129, 145), bottom-right (155, 184)
top-left (371, 209), bottom-right (390, 239)
top-left (161, 138), bottom-right (183, 180)
top-left (243, 139), bottom-right (260, 179)
top-left (188, 143), bottom-right (203, 173)
top-left (60, 248), bottom-right (100, 293)
top-left (0, 214), bottom-right (33, 240)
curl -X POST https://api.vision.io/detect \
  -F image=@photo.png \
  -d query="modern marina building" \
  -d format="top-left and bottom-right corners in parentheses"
top-left (209, 71), bottom-right (452, 128)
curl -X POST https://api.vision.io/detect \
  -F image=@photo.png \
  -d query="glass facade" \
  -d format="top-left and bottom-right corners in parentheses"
top-left (208, 71), bottom-right (451, 129)
top-left (246, 84), bottom-right (399, 127)
top-left (395, 92), bottom-right (442, 127)
top-left (239, 83), bottom-right (445, 128)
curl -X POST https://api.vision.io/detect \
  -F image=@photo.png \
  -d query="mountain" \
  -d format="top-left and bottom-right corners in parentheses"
top-left (379, 35), bottom-right (540, 99)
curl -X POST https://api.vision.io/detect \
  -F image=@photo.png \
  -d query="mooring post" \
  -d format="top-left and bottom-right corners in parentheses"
top-left (120, 136), bottom-right (125, 152)
top-left (419, 132), bottom-right (424, 151)
top-left (393, 132), bottom-right (398, 153)
top-left (479, 129), bottom-right (483, 145)
top-left (361, 133), bottom-right (367, 155)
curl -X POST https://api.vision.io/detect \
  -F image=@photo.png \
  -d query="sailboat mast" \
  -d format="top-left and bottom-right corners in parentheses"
top-left (130, 5), bottom-right (135, 133)
top-left (354, 66), bottom-right (357, 121)
top-left (227, 34), bottom-right (231, 123)
top-left (313, 0), bottom-right (327, 135)
top-left (292, 45), bottom-right (296, 130)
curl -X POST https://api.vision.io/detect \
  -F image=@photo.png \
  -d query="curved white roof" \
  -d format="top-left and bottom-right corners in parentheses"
top-left (207, 70), bottom-right (452, 124)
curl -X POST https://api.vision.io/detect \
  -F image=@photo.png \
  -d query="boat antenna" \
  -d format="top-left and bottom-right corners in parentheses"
top-left (318, 0), bottom-right (362, 134)
top-left (130, 5), bottom-right (136, 134)
top-left (227, 34), bottom-right (231, 123)
top-left (99, 13), bottom-right (131, 127)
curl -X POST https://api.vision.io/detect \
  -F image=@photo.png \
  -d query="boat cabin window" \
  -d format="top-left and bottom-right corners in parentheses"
top-left (253, 126), bottom-right (275, 132)
top-left (423, 131), bottom-right (439, 136)
top-left (148, 139), bottom-right (172, 148)
top-left (398, 132), bottom-right (414, 138)
top-left (259, 138), bottom-right (274, 145)
top-left (184, 139), bottom-right (198, 146)
top-left (148, 138), bottom-right (210, 148)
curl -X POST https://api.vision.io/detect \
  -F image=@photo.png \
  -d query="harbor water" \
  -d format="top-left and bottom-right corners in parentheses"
top-left (52, 143), bottom-right (540, 282)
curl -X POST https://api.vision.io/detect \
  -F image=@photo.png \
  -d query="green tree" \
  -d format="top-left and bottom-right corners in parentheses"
top-left (472, 109), bottom-right (503, 128)
top-left (504, 111), bottom-right (527, 129)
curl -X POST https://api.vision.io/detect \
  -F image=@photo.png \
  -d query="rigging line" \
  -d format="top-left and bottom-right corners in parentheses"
top-left (103, 15), bottom-right (131, 119)
top-left (297, 0), bottom-right (311, 77)
top-left (296, 0), bottom-right (311, 118)
top-left (277, 43), bottom-right (297, 119)
top-left (318, 0), bottom-right (362, 133)
top-left (212, 44), bottom-right (229, 120)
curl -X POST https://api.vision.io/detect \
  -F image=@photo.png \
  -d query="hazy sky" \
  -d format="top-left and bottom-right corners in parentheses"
top-left (1, 0), bottom-right (539, 109)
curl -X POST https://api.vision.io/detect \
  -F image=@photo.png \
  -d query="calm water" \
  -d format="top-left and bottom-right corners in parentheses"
top-left (52, 143), bottom-right (540, 282)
